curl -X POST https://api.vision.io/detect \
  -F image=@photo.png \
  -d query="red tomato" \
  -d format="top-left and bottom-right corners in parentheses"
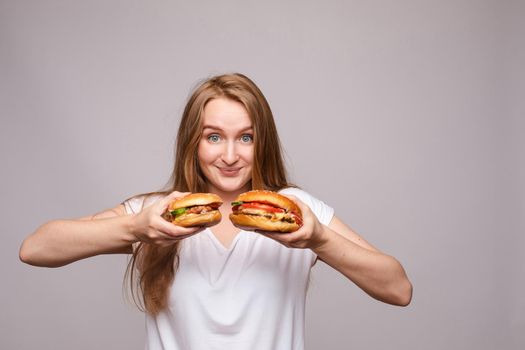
top-left (241, 202), bottom-right (285, 213)
top-left (292, 213), bottom-right (303, 226)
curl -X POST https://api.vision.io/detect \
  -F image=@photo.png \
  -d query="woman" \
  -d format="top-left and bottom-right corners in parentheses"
top-left (20, 73), bottom-right (412, 349)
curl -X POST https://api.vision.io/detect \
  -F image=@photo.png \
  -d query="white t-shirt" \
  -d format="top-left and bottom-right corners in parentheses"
top-left (123, 187), bottom-right (334, 350)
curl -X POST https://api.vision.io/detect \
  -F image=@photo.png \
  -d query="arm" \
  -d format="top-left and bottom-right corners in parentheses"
top-left (262, 199), bottom-right (413, 306)
top-left (19, 191), bottom-right (202, 268)
top-left (313, 216), bottom-right (412, 306)
top-left (19, 205), bottom-right (135, 267)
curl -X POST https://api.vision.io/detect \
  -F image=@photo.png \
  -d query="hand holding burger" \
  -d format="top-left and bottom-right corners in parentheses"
top-left (250, 193), bottom-right (327, 250)
top-left (130, 191), bottom-right (211, 246)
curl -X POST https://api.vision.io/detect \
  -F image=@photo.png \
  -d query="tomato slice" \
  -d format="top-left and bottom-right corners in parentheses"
top-left (292, 213), bottom-right (303, 226)
top-left (240, 202), bottom-right (285, 213)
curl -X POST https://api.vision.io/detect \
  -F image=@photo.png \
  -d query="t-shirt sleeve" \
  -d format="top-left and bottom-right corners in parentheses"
top-left (279, 187), bottom-right (335, 226)
top-left (121, 194), bottom-right (165, 215)
top-left (122, 196), bottom-right (145, 215)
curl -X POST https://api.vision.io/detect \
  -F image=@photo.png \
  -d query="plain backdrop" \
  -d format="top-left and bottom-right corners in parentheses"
top-left (1, 1), bottom-right (523, 349)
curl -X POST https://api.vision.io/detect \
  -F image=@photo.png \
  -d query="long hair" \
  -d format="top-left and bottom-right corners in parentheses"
top-left (126, 73), bottom-right (292, 315)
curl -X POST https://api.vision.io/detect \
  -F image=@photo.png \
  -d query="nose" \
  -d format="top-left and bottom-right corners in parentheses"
top-left (221, 140), bottom-right (239, 165)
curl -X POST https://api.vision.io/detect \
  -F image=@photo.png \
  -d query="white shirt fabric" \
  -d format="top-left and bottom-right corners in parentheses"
top-left (123, 187), bottom-right (334, 350)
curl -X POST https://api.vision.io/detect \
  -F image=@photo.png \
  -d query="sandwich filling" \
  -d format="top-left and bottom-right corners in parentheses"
top-left (231, 201), bottom-right (303, 225)
top-left (163, 203), bottom-right (221, 221)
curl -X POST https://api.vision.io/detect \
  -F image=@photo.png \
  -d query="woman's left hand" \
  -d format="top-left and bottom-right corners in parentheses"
top-left (257, 195), bottom-right (327, 250)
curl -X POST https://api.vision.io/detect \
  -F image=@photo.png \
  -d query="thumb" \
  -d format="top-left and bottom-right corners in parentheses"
top-left (167, 191), bottom-right (191, 200)
top-left (281, 194), bottom-right (306, 210)
top-left (160, 191), bottom-right (191, 208)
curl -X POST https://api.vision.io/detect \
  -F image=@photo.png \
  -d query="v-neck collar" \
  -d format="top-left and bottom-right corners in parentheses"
top-left (206, 229), bottom-right (244, 252)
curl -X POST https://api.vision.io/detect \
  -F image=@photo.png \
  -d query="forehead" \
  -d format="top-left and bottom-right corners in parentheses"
top-left (202, 98), bottom-right (252, 130)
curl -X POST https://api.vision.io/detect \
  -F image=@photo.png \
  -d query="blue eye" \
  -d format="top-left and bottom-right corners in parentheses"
top-left (240, 134), bottom-right (253, 143)
top-left (207, 134), bottom-right (221, 143)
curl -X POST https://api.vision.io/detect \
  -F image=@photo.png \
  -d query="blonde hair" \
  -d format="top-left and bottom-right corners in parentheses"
top-left (127, 73), bottom-right (292, 314)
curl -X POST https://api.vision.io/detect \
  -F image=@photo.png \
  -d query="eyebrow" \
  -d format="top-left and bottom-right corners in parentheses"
top-left (202, 125), bottom-right (253, 132)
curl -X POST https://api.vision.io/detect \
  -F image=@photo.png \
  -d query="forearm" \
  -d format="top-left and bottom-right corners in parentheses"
top-left (312, 226), bottom-right (412, 306)
top-left (20, 215), bottom-right (137, 268)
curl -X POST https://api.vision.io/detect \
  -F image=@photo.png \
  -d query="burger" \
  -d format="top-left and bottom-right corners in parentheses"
top-left (229, 190), bottom-right (303, 233)
top-left (163, 193), bottom-right (223, 227)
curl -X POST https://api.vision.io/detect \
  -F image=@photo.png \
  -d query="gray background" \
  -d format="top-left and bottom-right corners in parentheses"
top-left (1, 0), bottom-right (523, 349)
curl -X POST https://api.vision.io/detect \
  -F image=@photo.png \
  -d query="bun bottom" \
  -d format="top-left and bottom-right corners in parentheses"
top-left (172, 211), bottom-right (221, 227)
top-left (229, 213), bottom-right (299, 233)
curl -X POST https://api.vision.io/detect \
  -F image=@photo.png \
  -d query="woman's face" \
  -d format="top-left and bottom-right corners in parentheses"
top-left (198, 98), bottom-right (254, 195)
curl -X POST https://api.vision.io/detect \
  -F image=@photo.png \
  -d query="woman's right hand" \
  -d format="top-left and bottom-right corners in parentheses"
top-left (129, 191), bottom-right (204, 246)
top-left (19, 191), bottom-right (204, 267)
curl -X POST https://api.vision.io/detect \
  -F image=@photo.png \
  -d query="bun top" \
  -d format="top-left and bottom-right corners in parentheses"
top-left (235, 190), bottom-right (301, 215)
top-left (168, 193), bottom-right (223, 210)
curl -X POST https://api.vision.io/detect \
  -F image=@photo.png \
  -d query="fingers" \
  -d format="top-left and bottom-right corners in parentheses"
top-left (259, 231), bottom-right (307, 249)
top-left (283, 194), bottom-right (309, 213)
top-left (158, 191), bottom-right (191, 209)
top-left (280, 194), bottom-right (301, 204)
top-left (156, 218), bottom-right (202, 238)
top-left (166, 190), bottom-right (191, 201)
top-left (253, 204), bottom-right (314, 249)
top-left (146, 191), bottom-right (208, 245)
top-left (141, 222), bottom-right (204, 245)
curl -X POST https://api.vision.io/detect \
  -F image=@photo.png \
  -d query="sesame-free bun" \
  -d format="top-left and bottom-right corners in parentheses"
top-left (164, 193), bottom-right (223, 227)
top-left (173, 210), bottom-right (222, 228)
top-left (229, 213), bottom-right (300, 233)
top-left (168, 193), bottom-right (223, 210)
top-left (229, 190), bottom-right (302, 233)
top-left (235, 190), bottom-right (301, 215)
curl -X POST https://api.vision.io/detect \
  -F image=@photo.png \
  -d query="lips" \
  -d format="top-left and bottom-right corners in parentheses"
top-left (217, 167), bottom-right (241, 177)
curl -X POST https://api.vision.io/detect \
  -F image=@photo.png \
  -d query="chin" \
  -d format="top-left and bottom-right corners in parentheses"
top-left (208, 178), bottom-right (251, 194)
top-left (217, 182), bottom-right (251, 193)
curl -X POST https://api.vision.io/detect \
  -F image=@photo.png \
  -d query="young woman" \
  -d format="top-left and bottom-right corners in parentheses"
top-left (20, 73), bottom-right (412, 349)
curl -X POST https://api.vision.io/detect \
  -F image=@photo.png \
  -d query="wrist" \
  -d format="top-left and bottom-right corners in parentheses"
top-left (309, 224), bottom-right (330, 252)
top-left (123, 214), bottom-right (140, 244)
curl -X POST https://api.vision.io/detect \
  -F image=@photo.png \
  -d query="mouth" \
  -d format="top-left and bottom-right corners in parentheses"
top-left (217, 167), bottom-right (241, 177)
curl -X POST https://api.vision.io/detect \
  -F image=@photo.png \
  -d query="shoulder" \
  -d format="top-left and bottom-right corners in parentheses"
top-left (278, 187), bottom-right (323, 206)
top-left (278, 187), bottom-right (311, 201)
top-left (278, 187), bottom-right (334, 225)
top-left (121, 192), bottom-right (166, 214)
